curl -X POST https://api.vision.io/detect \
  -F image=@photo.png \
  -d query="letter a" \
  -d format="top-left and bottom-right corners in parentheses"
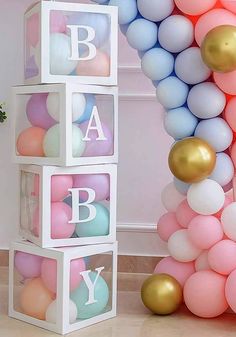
top-left (82, 106), bottom-right (107, 141)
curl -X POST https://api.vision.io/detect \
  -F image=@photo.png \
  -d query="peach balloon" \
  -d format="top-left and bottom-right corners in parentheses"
top-left (195, 9), bottom-right (236, 46)
top-left (208, 239), bottom-right (236, 275)
top-left (76, 50), bottom-right (110, 77)
top-left (154, 256), bottom-right (195, 287)
top-left (174, 0), bottom-right (217, 15)
top-left (214, 69), bottom-right (236, 95)
top-left (230, 141), bottom-right (236, 167)
top-left (195, 251), bottom-right (210, 271)
top-left (221, 0), bottom-right (236, 13)
top-left (20, 278), bottom-right (54, 320)
top-left (17, 127), bottom-right (46, 157)
top-left (225, 97), bottom-right (236, 132)
top-left (184, 270), bottom-right (228, 318)
top-left (157, 212), bottom-right (182, 242)
top-left (176, 199), bottom-right (198, 228)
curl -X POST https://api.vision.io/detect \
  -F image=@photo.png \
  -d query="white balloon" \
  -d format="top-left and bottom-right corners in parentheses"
top-left (47, 93), bottom-right (59, 121)
top-left (221, 202), bottom-right (236, 241)
top-left (50, 33), bottom-right (78, 75)
top-left (187, 179), bottom-right (225, 215)
top-left (195, 251), bottom-right (210, 271)
top-left (46, 299), bottom-right (77, 324)
top-left (175, 47), bottom-right (211, 84)
top-left (161, 182), bottom-right (185, 212)
top-left (137, 0), bottom-right (175, 22)
top-left (187, 82), bottom-right (226, 119)
top-left (168, 229), bottom-right (202, 262)
top-left (158, 15), bottom-right (194, 53)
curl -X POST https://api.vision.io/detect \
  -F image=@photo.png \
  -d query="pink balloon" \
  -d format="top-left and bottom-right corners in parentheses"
top-left (195, 9), bottom-right (236, 46)
top-left (176, 199), bottom-right (198, 228)
top-left (230, 141), bottom-right (236, 167)
top-left (184, 270), bottom-right (228, 318)
top-left (76, 50), bottom-right (110, 77)
top-left (14, 251), bottom-right (42, 279)
top-left (41, 257), bottom-right (85, 293)
top-left (157, 212), bottom-right (182, 242)
top-left (26, 13), bottom-right (39, 47)
top-left (73, 174), bottom-right (110, 201)
top-left (225, 269), bottom-right (236, 313)
top-left (195, 251), bottom-right (211, 271)
top-left (50, 11), bottom-right (67, 33)
top-left (79, 122), bottom-right (113, 157)
top-left (154, 256), bottom-right (195, 287)
top-left (214, 195), bottom-right (232, 219)
top-left (221, 0), bottom-right (236, 13)
top-left (208, 240), bottom-right (236, 275)
top-left (214, 70), bottom-right (236, 95)
top-left (174, 0), bottom-right (217, 15)
top-left (188, 215), bottom-right (223, 250)
top-left (225, 97), bottom-right (236, 132)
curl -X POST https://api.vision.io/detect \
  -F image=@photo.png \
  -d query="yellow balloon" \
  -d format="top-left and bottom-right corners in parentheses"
top-left (168, 137), bottom-right (216, 183)
top-left (201, 25), bottom-right (236, 73)
top-left (141, 274), bottom-right (182, 315)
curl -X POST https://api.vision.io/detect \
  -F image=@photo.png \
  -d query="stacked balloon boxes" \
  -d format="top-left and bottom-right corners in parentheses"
top-left (8, 1), bottom-right (118, 334)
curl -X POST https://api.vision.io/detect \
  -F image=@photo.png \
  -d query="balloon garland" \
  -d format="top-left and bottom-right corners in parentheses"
top-left (92, 0), bottom-right (236, 318)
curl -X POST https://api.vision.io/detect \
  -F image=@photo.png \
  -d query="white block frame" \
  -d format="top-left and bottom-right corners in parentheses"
top-left (11, 83), bottom-right (118, 166)
top-left (24, 1), bottom-right (118, 86)
top-left (19, 164), bottom-right (117, 248)
top-left (9, 240), bottom-right (118, 335)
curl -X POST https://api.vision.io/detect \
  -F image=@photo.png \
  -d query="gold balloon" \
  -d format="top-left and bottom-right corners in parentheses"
top-left (141, 274), bottom-right (182, 315)
top-left (168, 137), bottom-right (216, 183)
top-left (201, 25), bottom-right (236, 73)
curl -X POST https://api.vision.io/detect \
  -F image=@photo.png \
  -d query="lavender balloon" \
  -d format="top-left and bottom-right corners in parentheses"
top-left (14, 251), bottom-right (43, 279)
top-left (26, 93), bottom-right (56, 129)
top-left (73, 174), bottom-right (110, 201)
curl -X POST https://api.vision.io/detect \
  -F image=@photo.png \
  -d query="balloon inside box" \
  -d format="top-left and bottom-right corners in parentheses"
top-left (9, 241), bottom-right (117, 335)
top-left (20, 164), bottom-right (117, 248)
top-left (24, 1), bottom-right (118, 86)
top-left (12, 83), bottom-right (118, 166)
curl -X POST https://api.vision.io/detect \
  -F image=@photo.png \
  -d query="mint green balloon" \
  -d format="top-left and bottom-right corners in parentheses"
top-left (70, 272), bottom-right (109, 319)
top-left (75, 202), bottom-right (109, 237)
top-left (43, 124), bottom-right (85, 157)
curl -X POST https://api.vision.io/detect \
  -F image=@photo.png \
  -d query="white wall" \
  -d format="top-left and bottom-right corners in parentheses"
top-left (0, 0), bottom-right (172, 256)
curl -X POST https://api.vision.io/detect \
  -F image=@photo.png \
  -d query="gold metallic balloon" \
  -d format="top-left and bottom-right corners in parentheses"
top-left (168, 137), bottom-right (216, 183)
top-left (201, 25), bottom-right (236, 73)
top-left (141, 274), bottom-right (182, 315)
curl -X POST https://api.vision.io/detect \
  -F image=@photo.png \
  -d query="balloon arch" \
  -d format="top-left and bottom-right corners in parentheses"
top-left (93, 0), bottom-right (236, 318)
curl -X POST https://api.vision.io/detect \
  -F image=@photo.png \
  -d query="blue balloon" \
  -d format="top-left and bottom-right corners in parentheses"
top-left (174, 177), bottom-right (190, 195)
top-left (76, 94), bottom-right (95, 124)
top-left (156, 76), bottom-right (189, 109)
top-left (75, 203), bottom-right (110, 237)
top-left (119, 24), bottom-right (129, 35)
top-left (141, 48), bottom-right (174, 81)
top-left (126, 18), bottom-right (158, 51)
top-left (92, 0), bottom-right (109, 3)
top-left (209, 152), bottom-right (234, 187)
top-left (109, 0), bottom-right (138, 25)
top-left (164, 107), bottom-right (198, 140)
top-left (70, 272), bottom-right (109, 319)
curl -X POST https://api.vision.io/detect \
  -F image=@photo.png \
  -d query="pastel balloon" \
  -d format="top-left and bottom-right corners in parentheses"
top-left (75, 203), bottom-right (110, 237)
top-left (154, 256), bottom-right (195, 287)
top-left (161, 182), bottom-right (185, 212)
top-left (41, 257), bottom-right (85, 293)
top-left (76, 50), bottom-right (110, 77)
top-left (76, 94), bottom-right (96, 124)
top-left (70, 272), bottom-right (109, 319)
top-left (51, 202), bottom-right (75, 239)
top-left (126, 18), bottom-right (158, 51)
top-left (214, 69), bottom-right (236, 95)
top-left (73, 174), bottom-right (110, 201)
top-left (221, 202), bottom-right (236, 241)
top-left (221, 0), bottom-right (236, 13)
top-left (14, 252), bottom-right (42, 279)
top-left (174, 0), bottom-right (217, 15)
top-left (173, 178), bottom-right (191, 196)
top-left (20, 278), bottom-right (54, 320)
top-left (108, 0), bottom-right (138, 25)
top-left (188, 215), bottom-right (223, 250)
top-left (157, 212), bottom-right (182, 242)
top-left (17, 127), bottom-right (46, 157)
top-left (50, 33), bottom-right (78, 75)
top-left (141, 48), bottom-right (174, 81)
top-left (194, 117), bottom-right (233, 152)
top-left (43, 124), bottom-right (85, 157)
top-left (137, 0), bottom-right (174, 22)
top-left (195, 9), bottom-right (236, 46)
top-left (176, 199), bottom-right (198, 228)
top-left (79, 121), bottom-right (113, 157)
top-left (164, 107), bottom-right (198, 140)
top-left (183, 271), bottom-right (228, 318)
top-left (187, 82), bottom-right (226, 119)
top-left (26, 93), bottom-right (56, 129)
top-left (156, 76), bottom-right (189, 109)
top-left (208, 240), bottom-right (236, 275)
top-left (225, 97), bottom-right (236, 131)
top-left (195, 251), bottom-right (211, 271)
top-left (158, 15), bottom-right (194, 53)
top-left (187, 179), bottom-right (225, 215)
top-left (46, 299), bottom-right (77, 324)
top-left (50, 11), bottom-right (67, 33)
top-left (209, 153), bottom-right (234, 186)
top-left (225, 270), bottom-right (236, 313)
top-left (214, 195), bottom-right (232, 219)
top-left (26, 13), bottom-right (39, 47)
top-left (175, 47), bottom-right (211, 85)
